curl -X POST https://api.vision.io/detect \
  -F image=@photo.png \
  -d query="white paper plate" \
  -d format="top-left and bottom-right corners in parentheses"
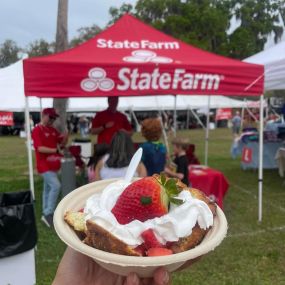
top-left (54, 179), bottom-right (228, 277)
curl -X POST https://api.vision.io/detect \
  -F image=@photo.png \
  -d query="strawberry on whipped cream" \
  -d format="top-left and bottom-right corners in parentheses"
top-left (84, 179), bottom-right (214, 247)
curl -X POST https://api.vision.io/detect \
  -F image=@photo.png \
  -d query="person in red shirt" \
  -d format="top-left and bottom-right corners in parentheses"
top-left (32, 108), bottom-right (68, 228)
top-left (91, 97), bottom-right (132, 144)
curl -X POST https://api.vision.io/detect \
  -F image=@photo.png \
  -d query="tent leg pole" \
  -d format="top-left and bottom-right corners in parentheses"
top-left (174, 95), bottom-right (177, 136)
top-left (205, 96), bottom-right (210, 166)
top-left (186, 107), bottom-right (190, 130)
top-left (258, 94), bottom-right (264, 222)
top-left (130, 107), bottom-right (139, 132)
top-left (189, 109), bottom-right (205, 129)
top-left (241, 99), bottom-right (245, 130)
top-left (25, 97), bottom-right (35, 199)
top-left (158, 110), bottom-right (170, 154)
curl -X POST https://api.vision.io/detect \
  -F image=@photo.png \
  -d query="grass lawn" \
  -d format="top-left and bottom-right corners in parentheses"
top-left (1, 128), bottom-right (285, 285)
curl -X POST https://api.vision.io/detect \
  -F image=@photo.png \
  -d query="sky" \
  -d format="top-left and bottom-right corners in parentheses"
top-left (0, 0), bottom-right (283, 50)
top-left (0, 0), bottom-right (137, 48)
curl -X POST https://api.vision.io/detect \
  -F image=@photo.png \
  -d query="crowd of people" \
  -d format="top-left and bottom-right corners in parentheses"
top-left (32, 97), bottom-right (191, 229)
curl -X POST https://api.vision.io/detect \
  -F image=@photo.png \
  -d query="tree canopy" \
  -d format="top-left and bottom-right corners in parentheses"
top-left (1, 0), bottom-right (284, 67)
top-left (109, 0), bottom-right (285, 59)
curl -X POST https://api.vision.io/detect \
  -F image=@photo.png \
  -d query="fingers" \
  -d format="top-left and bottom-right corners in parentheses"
top-left (153, 267), bottom-right (171, 285)
top-left (125, 272), bottom-right (140, 285)
top-left (125, 268), bottom-right (171, 285)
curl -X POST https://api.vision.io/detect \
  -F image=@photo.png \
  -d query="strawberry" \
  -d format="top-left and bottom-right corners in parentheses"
top-left (141, 229), bottom-right (163, 249)
top-left (134, 244), bottom-right (147, 256)
top-left (111, 174), bottom-right (183, 225)
top-left (147, 247), bottom-right (173, 257)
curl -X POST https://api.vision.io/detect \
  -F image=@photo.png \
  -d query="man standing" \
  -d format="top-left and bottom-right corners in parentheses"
top-left (91, 97), bottom-right (132, 144)
top-left (232, 111), bottom-right (242, 135)
top-left (32, 108), bottom-right (68, 228)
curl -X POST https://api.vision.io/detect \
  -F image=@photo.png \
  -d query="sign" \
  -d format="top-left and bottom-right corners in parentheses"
top-left (215, 108), bottom-right (232, 121)
top-left (96, 39), bottom-right (180, 49)
top-left (81, 63), bottom-right (224, 93)
top-left (242, 147), bottom-right (252, 164)
top-left (0, 112), bottom-right (14, 126)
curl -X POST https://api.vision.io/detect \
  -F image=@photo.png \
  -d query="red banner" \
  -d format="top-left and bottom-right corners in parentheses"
top-left (0, 112), bottom-right (14, 126)
top-left (215, 108), bottom-right (232, 121)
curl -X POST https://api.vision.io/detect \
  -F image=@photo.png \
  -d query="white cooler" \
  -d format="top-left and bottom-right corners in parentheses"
top-left (0, 249), bottom-right (36, 285)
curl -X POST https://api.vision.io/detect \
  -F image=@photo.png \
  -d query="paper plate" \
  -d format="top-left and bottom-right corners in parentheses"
top-left (54, 179), bottom-right (228, 278)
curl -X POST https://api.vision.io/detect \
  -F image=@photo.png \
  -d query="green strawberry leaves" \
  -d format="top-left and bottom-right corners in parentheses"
top-left (157, 173), bottom-right (184, 206)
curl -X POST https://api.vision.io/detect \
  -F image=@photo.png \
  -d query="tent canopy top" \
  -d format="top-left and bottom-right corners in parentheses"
top-left (23, 14), bottom-right (264, 98)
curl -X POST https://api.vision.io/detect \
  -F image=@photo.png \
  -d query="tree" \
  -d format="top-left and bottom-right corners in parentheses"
top-left (26, 39), bottom-right (54, 58)
top-left (228, 0), bottom-right (285, 59)
top-left (53, 0), bottom-right (69, 133)
top-left (108, 3), bottom-right (134, 24)
top-left (110, 0), bottom-right (231, 54)
top-left (69, 24), bottom-right (102, 47)
top-left (0, 40), bottom-right (21, 67)
top-left (110, 0), bottom-right (284, 58)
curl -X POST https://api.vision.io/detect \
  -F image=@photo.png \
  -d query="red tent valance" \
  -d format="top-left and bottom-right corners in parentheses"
top-left (23, 14), bottom-right (264, 98)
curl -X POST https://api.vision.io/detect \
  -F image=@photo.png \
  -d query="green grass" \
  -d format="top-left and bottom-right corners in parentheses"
top-left (1, 129), bottom-right (285, 285)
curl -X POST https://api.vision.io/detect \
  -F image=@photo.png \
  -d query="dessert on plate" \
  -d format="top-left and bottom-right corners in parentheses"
top-left (64, 174), bottom-right (216, 257)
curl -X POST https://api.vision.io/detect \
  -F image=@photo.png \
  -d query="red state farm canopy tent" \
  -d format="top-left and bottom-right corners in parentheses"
top-left (22, 14), bottom-right (265, 222)
top-left (23, 14), bottom-right (264, 98)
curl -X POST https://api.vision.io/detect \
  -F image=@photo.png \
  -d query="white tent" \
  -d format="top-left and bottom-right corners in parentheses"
top-left (0, 60), bottom-right (52, 112)
top-left (244, 40), bottom-right (285, 91)
top-left (243, 41), bottom-right (285, 223)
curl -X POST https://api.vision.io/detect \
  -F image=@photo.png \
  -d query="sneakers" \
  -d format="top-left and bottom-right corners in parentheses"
top-left (41, 214), bottom-right (54, 228)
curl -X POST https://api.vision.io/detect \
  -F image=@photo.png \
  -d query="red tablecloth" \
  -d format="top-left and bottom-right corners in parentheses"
top-left (188, 165), bottom-right (229, 209)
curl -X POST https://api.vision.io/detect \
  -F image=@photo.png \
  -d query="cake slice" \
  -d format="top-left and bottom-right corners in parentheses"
top-left (64, 175), bottom-right (216, 256)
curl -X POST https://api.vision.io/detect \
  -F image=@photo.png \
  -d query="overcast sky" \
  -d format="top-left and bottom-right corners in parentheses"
top-left (0, 0), bottom-right (137, 47)
top-left (0, 0), bottom-right (283, 50)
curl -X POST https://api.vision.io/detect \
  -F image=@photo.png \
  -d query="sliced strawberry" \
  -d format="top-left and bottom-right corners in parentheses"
top-left (165, 241), bottom-right (175, 248)
top-left (141, 229), bottom-right (163, 249)
top-left (79, 208), bottom-right (84, 213)
top-left (134, 244), bottom-right (147, 256)
top-left (147, 247), bottom-right (173, 257)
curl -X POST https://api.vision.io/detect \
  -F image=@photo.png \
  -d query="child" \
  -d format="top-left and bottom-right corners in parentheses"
top-left (140, 118), bottom-right (167, 176)
top-left (165, 137), bottom-right (189, 186)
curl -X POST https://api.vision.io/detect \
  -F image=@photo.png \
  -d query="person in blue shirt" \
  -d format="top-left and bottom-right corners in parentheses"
top-left (140, 118), bottom-right (167, 176)
top-left (231, 111), bottom-right (242, 135)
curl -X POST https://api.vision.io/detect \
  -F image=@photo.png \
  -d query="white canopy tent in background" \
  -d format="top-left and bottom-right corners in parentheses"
top-left (245, 40), bottom-right (285, 91)
top-left (244, 40), bottom-right (285, 222)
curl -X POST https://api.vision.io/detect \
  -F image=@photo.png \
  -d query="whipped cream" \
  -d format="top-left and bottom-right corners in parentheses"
top-left (84, 180), bottom-right (213, 247)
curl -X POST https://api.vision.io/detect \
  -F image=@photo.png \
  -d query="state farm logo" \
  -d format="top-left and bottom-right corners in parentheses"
top-left (123, 50), bottom-right (173, 63)
top-left (81, 67), bottom-right (224, 93)
top-left (81, 68), bottom-right (115, 92)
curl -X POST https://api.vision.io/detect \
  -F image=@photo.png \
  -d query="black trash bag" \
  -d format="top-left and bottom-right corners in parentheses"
top-left (0, 190), bottom-right (37, 258)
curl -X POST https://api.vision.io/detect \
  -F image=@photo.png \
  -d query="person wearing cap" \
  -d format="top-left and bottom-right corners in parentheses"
top-left (91, 97), bottom-right (132, 145)
top-left (32, 108), bottom-right (68, 228)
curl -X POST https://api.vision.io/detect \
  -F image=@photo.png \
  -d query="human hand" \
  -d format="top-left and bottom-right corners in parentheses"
top-left (52, 247), bottom-right (171, 285)
top-left (105, 121), bottom-right (115, 128)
